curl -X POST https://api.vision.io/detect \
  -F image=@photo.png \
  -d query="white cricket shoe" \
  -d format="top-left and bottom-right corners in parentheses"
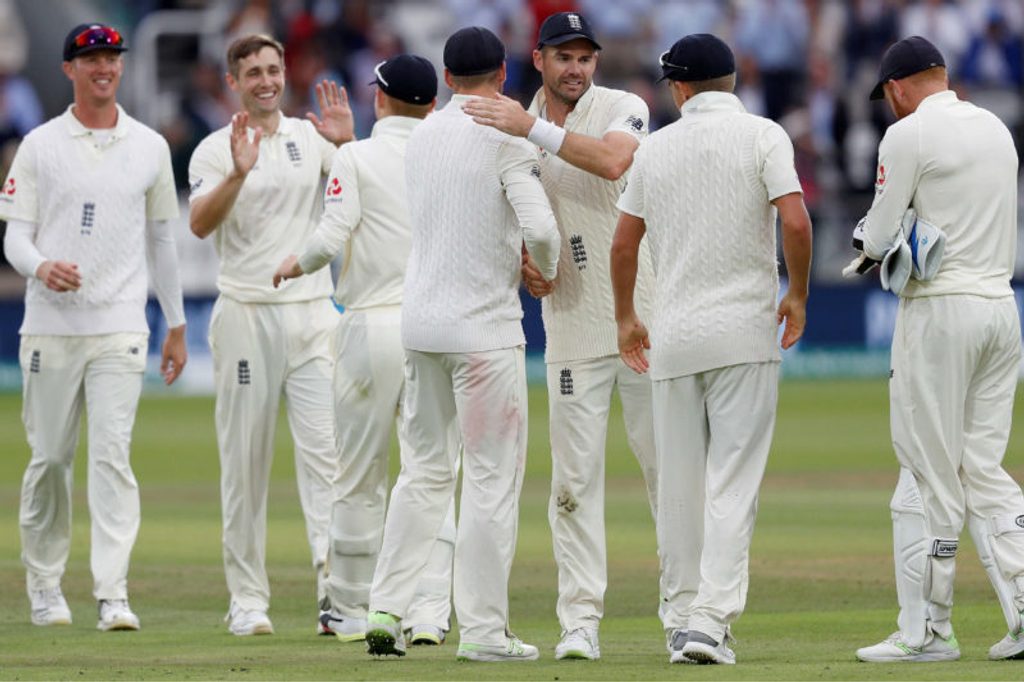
top-left (97, 599), bottom-right (140, 631)
top-left (989, 629), bottom-right (1024, 660)
top-left (457, 636), bottom-right (539, 662)
top-left (554, 627), bottom-right (599, 660)
top-left (668, 629), bottom-right (692, 664)
top-left (366, 611), bottom-right (405, 657)
top-left (406, 624), bottom-right (446, 646)
top-left (319, 610), bottom-right (366, 642)
top-left (226, 603), bottom-right (273, 636)
top-left (681, 630), bottom-right (736, 665)
top-left (30, 586), bottom-right (71, 626)
top-left (856, 630), bottom-right (960, 662)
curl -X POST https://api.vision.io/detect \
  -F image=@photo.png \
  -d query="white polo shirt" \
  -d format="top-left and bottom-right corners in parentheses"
top-left (527, 84), bottom-right (656, 364)
top-left (189, 115), bottom-right (336, 303)
top-left (0, 104), bottom-right (179, 335)
top-left (297, 115), bottom-right (421, 310)
top-left (618, 91), bottom-right (802, 380)
top-left (862, 90), bottom-right (1017, 299)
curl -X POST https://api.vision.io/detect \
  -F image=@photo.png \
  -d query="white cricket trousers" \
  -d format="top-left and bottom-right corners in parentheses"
top-left (209, 296), bottom-right (339, 611)
top-left (890, 295), bottom-right (1024, 622)
top-left (18, 332), bottom-right (148, 600)
top-left (327, 305), bottom-right (456, 627)
top-left (654, 362), bottom-right (778, 642)
top-left (547, 354), bottom-right (658, 631)
top-left (370, 346), bottom-right (528, 646)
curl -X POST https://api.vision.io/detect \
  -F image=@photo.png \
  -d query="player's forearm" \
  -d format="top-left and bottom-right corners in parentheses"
top-left (610, 229), bottom-right (640, 322)
top-left (3, 219), bottom-right (46, 279)
top-left (557, 132), bottom-right (635, 181)
top-left (780, 205), bottom-right (813, 300)
top-left (145, 220), bottom-right (187, 328)
top-left (189, 172), bottom-right (246, 238)
top-left (297, 225), bottom-right (348, 275)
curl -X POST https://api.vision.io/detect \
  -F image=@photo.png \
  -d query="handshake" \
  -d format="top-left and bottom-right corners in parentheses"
top-left (841, 209), bottom-right (946, 295)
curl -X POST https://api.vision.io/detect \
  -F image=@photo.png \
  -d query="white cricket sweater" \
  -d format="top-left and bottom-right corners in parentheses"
top-left (0, 104), bottom-right (180, 335)
top-left (298, 115), bottom-right (421, 310)
top-left (401, 94), bottom-right (560, 353)
top-left (527, 84), bottom-right (657, 363)
top-left (618, 92), bottom-right (803, 380)
top-left (863, 90), bottom-right (1017, 299)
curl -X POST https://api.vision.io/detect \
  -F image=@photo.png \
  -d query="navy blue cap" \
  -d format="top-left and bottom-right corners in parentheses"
top-left (63, 23), bottom-right (127, 62)
top-left (369, 54), bottom-right (437, 104)
top-left (444, 26), bottom-right (505, 76)
top-left (537, 12), bottom-right (601, 50)
top-left (658, 33), bottom-right (735, 83)
top-left (870, 36), bottom-right (946, 100)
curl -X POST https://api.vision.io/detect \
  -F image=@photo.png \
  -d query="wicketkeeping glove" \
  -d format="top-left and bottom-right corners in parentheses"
top-left (841, 218), bottom-right (880, 278)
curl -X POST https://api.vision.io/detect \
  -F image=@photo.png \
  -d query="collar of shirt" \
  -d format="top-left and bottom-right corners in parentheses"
top-left (251, 113), bottom-right (294, 138)
top-left (63, 103), bottom-right (130, 140)
top-left (448, 93), bottom-right (484, 112)
top-left (371, 115), bottom-right (421, 139)
top-left (530, 84), bottom-right (596, 125)
top-left (916, 89), bottom-right (957, 112)
top-left (679, 91), bottom-right (746, 117)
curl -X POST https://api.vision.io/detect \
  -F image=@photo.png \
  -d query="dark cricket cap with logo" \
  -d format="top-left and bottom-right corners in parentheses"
top-left (63, 23), bottom-right (128, 62)
top-left (369, 54), bottom-right (437, 104)
top-left (537, 12), bottom-right (601, 50)
top-left (658, 33), bottom-right (735, 83)
top-left (444, 26), bottom-right (505, 76)
top-left (870, 36), bottom-right (946, 100)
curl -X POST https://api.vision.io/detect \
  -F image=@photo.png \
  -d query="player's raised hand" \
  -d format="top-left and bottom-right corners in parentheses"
top-left (777, 291), bottom-right (807, 350)
top-left (230, 111), bottom-right (261, 177)
top-left (160, 324), bottom-right (187, 385)
top-left (617, 315), bottom-right (650, 374)
top-left (463, 93), bottom-right (534, 137)
top-left (273, 255), bottom-right (303, 288)
top-left (307, 80), bottom-right (355, 145)
top-left (36, 260), bottom-right (81, 293)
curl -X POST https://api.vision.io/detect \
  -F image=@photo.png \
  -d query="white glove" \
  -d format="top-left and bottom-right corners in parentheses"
top-left (842, 217), bottom-right (880, 278)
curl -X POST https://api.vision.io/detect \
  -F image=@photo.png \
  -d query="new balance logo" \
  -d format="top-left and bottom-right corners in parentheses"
top-left (237, 360), bottom-right (251, 385)
top-left (81, 202), bottom-right (95, 235)
top-left (570, 234), bottom-right (587, 270)
top-left (625, 115), bottom-right (644, 132)
top-left (530, 164), bottom-right (541, 179)
top-left (559, 368), bottom-right (573, 395)
top-left (29, 350), bottom-right (40, 373)
top-left (285, 141), bottom-right (302, 164)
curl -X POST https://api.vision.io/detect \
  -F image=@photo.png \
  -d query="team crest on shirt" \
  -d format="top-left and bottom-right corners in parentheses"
top-left (559, 368), bottom-right (574, 395)
top-left (325, 177), bottom-right (343, 204)
top-left (80, 202), bottom-right (95, 236)
top-left (625, 115), bottom-right (644, 132)
top-left (570, 234), bottom-right (588, 270)
top-left (285, 141), bottom-right (302, 165)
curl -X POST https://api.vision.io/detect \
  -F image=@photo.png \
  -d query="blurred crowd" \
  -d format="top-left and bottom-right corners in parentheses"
top-left (1, 0), bottom-right (1023, 282)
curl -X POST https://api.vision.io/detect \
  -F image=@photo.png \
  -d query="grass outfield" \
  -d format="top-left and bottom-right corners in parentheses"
top-left (1, 379), bottom-right (1024, 680)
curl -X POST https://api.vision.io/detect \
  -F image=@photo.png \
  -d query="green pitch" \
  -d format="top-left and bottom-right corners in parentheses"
top-left (1, 380), bottom-right (1023, 680)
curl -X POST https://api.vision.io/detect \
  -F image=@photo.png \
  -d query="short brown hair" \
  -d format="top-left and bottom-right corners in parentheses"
top-left (227, 34), bottom-right (284, 77)
top-left (449, 69), bottom-right (501, 91)
top-left (687, 73), bottom-right (736, 95)
top-left (387, 98), bottom-right (434, 119)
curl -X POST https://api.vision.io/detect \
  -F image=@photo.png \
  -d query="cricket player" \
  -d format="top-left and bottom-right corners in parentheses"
top-left (0, 23), bottom-right (186, 631)
top-left (188, 34), bottom-right (353, 636)
top-left (464, 11), bottom-right (658, 660)
top-left (853, 36), bottom-right (1024, 663)
top-left (611, 34), bottom-right (812, 665)
top-left (273, 53), bottom-right (458, 646)
top-left (363, 26), bottom-right (560, 662)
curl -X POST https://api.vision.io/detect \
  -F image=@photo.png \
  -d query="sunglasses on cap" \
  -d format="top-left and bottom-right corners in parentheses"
top-left (659, 49), bottom-right (687, 72)
top-left (73, 26), bottom-right (124, 51)
top-left (372, 60), bottom-right (389, 88)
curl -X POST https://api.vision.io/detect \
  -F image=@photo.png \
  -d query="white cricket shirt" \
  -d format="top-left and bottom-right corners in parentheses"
top-left (618, 91), bottom-right (803, 380)
top-left (297, 115), bottom-right (421, 310)
top-left (0, 104), bottom-right (180, 335)
top-left (402, 94), bottom-right (560, 353)
top-left (527, 84), bottom-right (657, 364)
top-left (188, 116), bottom-right (336, 303)
top-left (862, 90), bottom-right (1017, 299)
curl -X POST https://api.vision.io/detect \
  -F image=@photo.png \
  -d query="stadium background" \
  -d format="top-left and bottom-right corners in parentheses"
top-left (0, 0), bottom-right (1020, 390)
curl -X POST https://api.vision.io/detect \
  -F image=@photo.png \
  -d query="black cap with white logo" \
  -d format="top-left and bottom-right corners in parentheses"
top-left (870, 36), bottom-right (946, 100)
top-left (369, 54), bottom-right (437, 104)
top-left (537, 12), bottom-right (601, 50)
top-left (658, 33), bottom-right (735, 83)
top-left (444, 26), bottom-right (505, 76)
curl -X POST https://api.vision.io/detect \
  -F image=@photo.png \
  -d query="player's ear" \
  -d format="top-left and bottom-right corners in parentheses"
top-left (225, 71), bottom-right (238, 92)
top-left (532, 48), bottom-right (544, 73)
top-left (61, 60), bottom-right (74, 81)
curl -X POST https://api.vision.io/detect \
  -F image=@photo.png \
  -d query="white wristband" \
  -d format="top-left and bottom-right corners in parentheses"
top-left (527, 118), bottom-right (566, 155)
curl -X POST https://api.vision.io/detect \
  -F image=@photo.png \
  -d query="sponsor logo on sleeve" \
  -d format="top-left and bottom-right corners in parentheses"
top-left (325, 177), bottom-right (343, 204)
top-left (189, 177), bottom-right (203, 196)
top-left (625, 115), bottom-right (644, 132)
top-left (0, 177), bottom-right (15, 203)
top-left (875, 164), bottom-right (886, 194)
